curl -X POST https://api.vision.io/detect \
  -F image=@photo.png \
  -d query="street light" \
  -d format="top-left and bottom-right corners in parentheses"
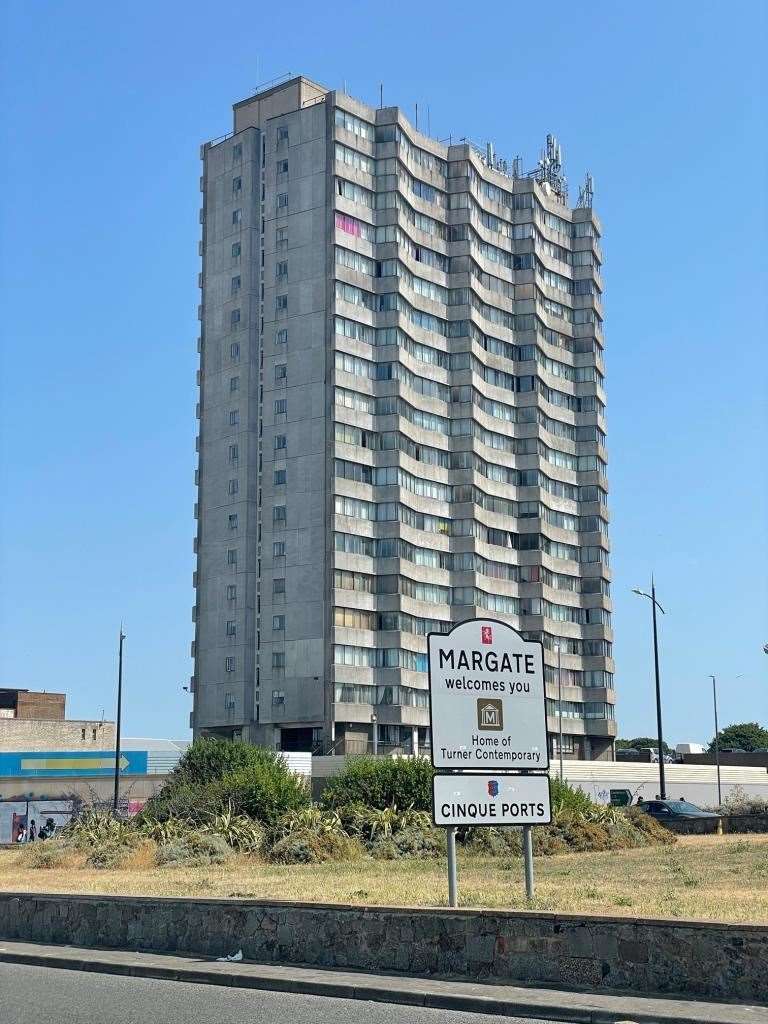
top-left (371, 711), bottom-right (378, 756)
top-left (709, 675), bottom-right (722, 807)
top-left (632, 577), bottom-right (667, 799)
top-left (113, 626), bottom-right (126, 814)
top-left (709, 674), bottom-right (743, 808)
top-left (553, 640), bottom-right (564, 783)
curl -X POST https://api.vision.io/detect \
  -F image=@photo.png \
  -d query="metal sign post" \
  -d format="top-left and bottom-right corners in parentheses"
top-left (522, 825), bottom-right (535, 898)
top-left (428, 619), bottom-right (550, 905)
top-left (446, 826), bottom-right (458, 907)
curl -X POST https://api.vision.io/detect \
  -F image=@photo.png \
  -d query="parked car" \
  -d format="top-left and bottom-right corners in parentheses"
top-left (637, 799), bottom-right (719, 821)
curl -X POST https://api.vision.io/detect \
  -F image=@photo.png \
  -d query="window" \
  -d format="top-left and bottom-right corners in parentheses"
top-left (272, 615), bottom-right (285, 631)
top-left (273, 468), bottom-right (287, 485)
top-left (277, 192), bottom-right (288, 210)
top-left (227, 548), bottom-right (237, 565)
top-left (277, 159), bottom-right (288, 175)
top-left (231, 275), bottom-right (241, 295)
top-left (228, 443), bottom-right (239, 462)
top-left (276, 227), bottom-right (287, 247)
top-left (276, 260), bottom-right (288, 279)
top-left (274, 434), bottom-right (286, 450)
top-left (232, 176), bottom-right (242, 195)
top-left (229, 376), bottom-right (239, 392)
top-left (273, 504), bottom-right (287, 523)
top-left (225, 656), bottom-right (235, 672)
top-left (232, 209), bottom-right (241, 225)
top-left (272, 689), bottom-right (285, 705)
top-left (81, 728), bottom-right (86, 741)
top-left (273, 541), bottom-right (286, 557)
top-left (277, 125), bottom-right (289, 145)
top-left (232, 142), bottom-right (242, 163)
top-left (230, 342), bottom-right (240, 361)
top-left (272, 652), bottom-right (286, 670)
top-left (231, 308), bottom-right (240, 326)
top-left (273, 577), bottom-right (286, 595)
top-left (231, 241), bottom-right (241, 259)
top-left (226, 620), bottom-right (236, 636)
top-left (228, 479), bottom-right (239, 495)
top-left (226, 584), bottom-right (237, 600)
top-left (276, 294), bottom-right (287, 311)
top-left (275, 363), bottom-right (287, 382)
top-left (229, 409), bottom-right (239, 426)
top-left (92, 728), bottom-right (97, 741)
top-left (274, 399), bottom-right (287, 415)
top-left (275, 328), bottom-right (288, 345)
top-left (228, 513), bottom-right (238, 530)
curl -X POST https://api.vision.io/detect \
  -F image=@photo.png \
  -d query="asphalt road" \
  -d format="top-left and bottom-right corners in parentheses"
top-left (0, 964), bottom-right (560, 1024)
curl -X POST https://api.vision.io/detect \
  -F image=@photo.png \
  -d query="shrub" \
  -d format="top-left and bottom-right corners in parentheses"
top-left (549, 778), bottom-right (596, 817)
top-left (19, 841), bottom-right (69, 870)
top-left (156, 833), bottom-right (233, 867)
top-left (370, 825), bottom-right (445, 860)
top-left (141, 740), bottom-right (310, 828)
top-left (625, 807), bottom-right (677, 845)
top-left (717, 786), bottom-right (768, 816)
top-left (66, 810), bottom-right (135, 851)
top-left (221, 762), bottom-right (310, 826)
top-left (267, 830), bottom-right (361, 865)
top-left (321, 756), bottom-right (434, 811)
top-left (202, 803), bottom-right (264, 853)
top-left (86, 844), bottom-right (134, 870)
top-left (167, 736), bottom-right (277, 786)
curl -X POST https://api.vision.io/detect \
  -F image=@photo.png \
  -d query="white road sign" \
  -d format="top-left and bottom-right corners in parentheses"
top-left (433, 773), bottom-right (551, 826)
top-left (428, 618), bottom-right (549, 771)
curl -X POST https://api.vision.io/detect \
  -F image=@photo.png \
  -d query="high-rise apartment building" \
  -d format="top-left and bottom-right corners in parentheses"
top-left (192, 76), bottom-right (615, 760)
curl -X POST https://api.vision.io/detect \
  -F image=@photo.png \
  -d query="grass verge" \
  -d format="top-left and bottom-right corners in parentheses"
top-left (1, 834), bottom-right (765, 923)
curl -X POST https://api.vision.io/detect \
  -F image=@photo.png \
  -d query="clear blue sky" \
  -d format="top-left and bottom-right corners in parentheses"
top-left (1, 1), bottom-right (766, 745)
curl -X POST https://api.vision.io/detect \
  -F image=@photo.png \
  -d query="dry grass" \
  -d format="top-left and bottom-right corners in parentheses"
top-left (1, 834), bottom-right (766, 923)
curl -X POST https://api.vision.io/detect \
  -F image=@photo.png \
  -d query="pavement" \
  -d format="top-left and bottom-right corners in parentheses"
top-left (0, 941), bottom-right (764, 1024)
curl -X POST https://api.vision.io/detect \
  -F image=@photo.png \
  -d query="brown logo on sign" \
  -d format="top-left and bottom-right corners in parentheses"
top-left (477, 698), bottom-right (503, 730)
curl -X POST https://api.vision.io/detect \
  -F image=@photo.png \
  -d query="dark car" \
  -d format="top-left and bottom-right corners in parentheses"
top-left (637, 799), bottom-right (719, 821)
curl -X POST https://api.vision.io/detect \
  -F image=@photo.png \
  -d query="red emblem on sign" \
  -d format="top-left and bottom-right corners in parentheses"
top-left (481, 626), bottom-right (493, 645)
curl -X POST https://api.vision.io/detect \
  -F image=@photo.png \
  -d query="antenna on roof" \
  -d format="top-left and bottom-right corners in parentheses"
top-left (577, 172), bottom-right (594, 209)
top-left (415, 102), bottom-right (418, 130)
top-left (379, 83), bottom-right (383, 109)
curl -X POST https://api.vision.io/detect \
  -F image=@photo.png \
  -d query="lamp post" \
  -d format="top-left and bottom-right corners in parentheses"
top-left (709, 675), bottom-right (722, 808)
top-left (554, 641), bottom-right (564, 782)
top-left (112, 627), bottom-right (126, 814)
top-left (371, 712), bottom-right (378, 756)
top-left (632, 578), bottom-right (667, 799)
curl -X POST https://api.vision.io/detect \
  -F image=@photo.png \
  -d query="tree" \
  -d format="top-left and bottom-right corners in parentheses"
top-left (615, 737), bottom-right (672, 755)
top-left (709, 722), bottom-right (768, 753)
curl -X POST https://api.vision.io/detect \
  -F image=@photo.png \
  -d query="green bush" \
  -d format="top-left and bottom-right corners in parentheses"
top-left (370, 825), bottom-right (445, 860)
top-left (141, 739), bottom-right (310, 828)
top-left (156, 833), bottom-right (233, 867)
top-left (220, 762), bottom-right (310, 826)
top-left (321, 756), bottom-right (434, 811)
top-left (267, 830), bottom-right (361, 865)
top-left (167, 736), bottom-right (277, 786)
top-left (86, 844), bottom-right (134, 870)
top-left (65, 810), bottom-right (135, 851)
top-left (549, 778), bottom-right (596, 817)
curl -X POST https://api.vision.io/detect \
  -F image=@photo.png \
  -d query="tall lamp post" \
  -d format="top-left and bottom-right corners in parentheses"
top-left (554, 641), bottom-right (564, 782)
top-left (709, 674), bottom-right (722, 807)
top-left (113, 627), bottom-right (126, 813)
top-left (632, 578), bottom-right (667, 799)
top-left (371, 711), bottom-right (378, 756)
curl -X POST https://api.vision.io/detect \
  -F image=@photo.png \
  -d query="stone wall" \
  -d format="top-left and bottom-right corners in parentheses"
top-left (0, 893), bottom-right (764, 1001)
top-left (662, 815), bottom-right (768, 835)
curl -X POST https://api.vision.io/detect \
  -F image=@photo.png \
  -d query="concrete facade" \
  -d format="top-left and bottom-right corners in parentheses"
top-left (193, 77), bottom-right (615, 758)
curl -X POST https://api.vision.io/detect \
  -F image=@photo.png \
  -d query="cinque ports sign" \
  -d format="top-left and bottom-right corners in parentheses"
top-left (427, 619), bottom-right (548, 771)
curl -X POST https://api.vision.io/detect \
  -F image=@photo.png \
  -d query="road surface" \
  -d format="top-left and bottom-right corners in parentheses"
top-left (0, 963), bottom-right (559, 1023)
